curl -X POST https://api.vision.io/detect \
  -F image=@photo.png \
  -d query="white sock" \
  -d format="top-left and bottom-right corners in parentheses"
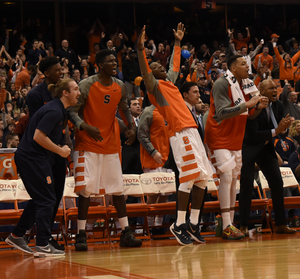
top-left (155, 216), bottom-right (163, 226)
top-left (147, 216), bottom-right (155, 227)
top-left (176, 210), bottom-right (186, 226)
top-left (119, 217), bottom-right (129, 230)
top-left (221, 212), bottom-right (231, 230)
top-left (230, 177), bottom-right (237, 224)
top-left (189, 209), bottom-right (200, 225)
top-left (218, 171), bottom-right (232, 230)
top-left (77, 219), bottom-right (86, 233)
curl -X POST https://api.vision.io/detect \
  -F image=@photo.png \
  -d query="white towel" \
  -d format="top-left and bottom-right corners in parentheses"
top-left (224, 70), bottom-right (258, 115)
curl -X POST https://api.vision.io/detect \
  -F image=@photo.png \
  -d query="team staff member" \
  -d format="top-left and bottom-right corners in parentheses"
top-left (240, 79), bottom-right (296, 236)
top-left (69, 49), bottom-right (142, 251)
top-left (26, 57), bottom-right (101, 251)
top-left (5, 79), bottom-right (79, 257)
top-left (137, 24), bottom-right (213, 246)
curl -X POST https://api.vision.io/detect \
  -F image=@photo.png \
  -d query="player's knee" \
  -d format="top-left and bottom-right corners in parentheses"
top-left (78, 188), bottom-right (92, 198)
top-left (178, 180), bottom-right (194, 193)
top-left (194, 180), bottom-right (207, 189)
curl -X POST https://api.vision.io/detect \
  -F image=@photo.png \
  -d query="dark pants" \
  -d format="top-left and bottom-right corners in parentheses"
top-left (13, 154), bottom-right (63, 246)
top-left (240, 145), bottom-right (286, 227)
top-left (50, 153), bottom-right (66, 223)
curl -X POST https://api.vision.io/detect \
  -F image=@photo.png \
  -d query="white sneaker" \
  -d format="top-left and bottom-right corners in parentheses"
top-left (34, 243), bottom-right (65, 258)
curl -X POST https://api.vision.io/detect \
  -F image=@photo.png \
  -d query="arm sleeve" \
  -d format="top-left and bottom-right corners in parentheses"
top-left (67, 80), bottom-right (89, 129)
top-left (213, 78), bottom-right (247, 121)
top-left (291, 50), bottom-right (300, 65)
top-left (166, 46), bottom-right (181, 84)
top-left (250, 44), bottom-right (262, 59)
top-left (138, 48), bottom-right (159, 95)
top-left (137, 108), bottom-right (157, 156)
top-left (117, 82), bottom-right (134, 126)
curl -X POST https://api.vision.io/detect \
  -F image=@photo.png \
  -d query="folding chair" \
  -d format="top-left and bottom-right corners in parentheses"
top-left (62, 176), bottom-right (110, 245)
top-left (260, 167), bottom-right (300, 231)
top-left (142, 172), bottom-right (177, 239)
top-left (107, 174), bottom-right (150, 242)
top-left (0, 179), bottom-right (23, 248)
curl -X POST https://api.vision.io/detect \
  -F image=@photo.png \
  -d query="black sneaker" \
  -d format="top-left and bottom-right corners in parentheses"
top-left (75, 230), bottom-right (88, 251)
top-left (119, 226), bottom-right (142, 247)
top-left (49, 237), bottom-right (65, 251)
top-left (170, 223), bottom-right (193, 246)
top-left (186, 220), bottom-right (206, 244)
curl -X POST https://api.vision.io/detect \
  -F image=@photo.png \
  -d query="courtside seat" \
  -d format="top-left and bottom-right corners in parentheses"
top-left (260, 167), bottom-right (300, 231)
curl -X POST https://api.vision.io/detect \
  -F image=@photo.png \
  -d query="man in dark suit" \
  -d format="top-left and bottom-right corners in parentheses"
top-left (239, 79), bottom-right (296, 236)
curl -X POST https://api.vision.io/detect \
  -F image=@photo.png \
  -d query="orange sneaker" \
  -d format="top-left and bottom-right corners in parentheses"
top-left (222, 225), bottom-right (245, 240)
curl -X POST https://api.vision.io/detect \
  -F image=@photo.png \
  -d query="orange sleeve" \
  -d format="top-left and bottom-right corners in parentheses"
top-left (206, 55), bottom-right (214, 72)
top-left (172, 46), bottom-right (181, 72)
top-left (254, 75), bottom-right (262, 86)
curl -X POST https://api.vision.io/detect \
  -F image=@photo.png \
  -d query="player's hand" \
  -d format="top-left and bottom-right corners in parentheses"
top-left (257, 96), bottom-right (269, 109)
top-left (124, 124), bottom-right (136, 145)
top-left (59, 145), bottom-right (71, 158)
top-left (137, 25), bottom-right (146, 51)
top-left (245, 95), bottom-right (263, 108)
top-left (173, 22), bottom-right (185, 41)
top-left (101, 32), bottom-right (105, 39)
top-left (153, 152), bottom-right (163, 164)
top-left (81, 122), bottom-right (103, 142)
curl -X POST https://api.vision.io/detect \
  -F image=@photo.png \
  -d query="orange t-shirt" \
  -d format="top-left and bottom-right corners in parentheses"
top-left (75, 76), bottom-right (127, 154)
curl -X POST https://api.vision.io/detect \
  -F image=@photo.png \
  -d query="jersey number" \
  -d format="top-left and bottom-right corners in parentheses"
top-left (182, 136), bottom-right (190, 144)
top-left (104, 95), bottom-right (110, 104)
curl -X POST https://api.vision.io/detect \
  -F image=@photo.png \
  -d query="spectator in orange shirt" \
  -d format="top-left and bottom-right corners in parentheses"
top-left (254, 46), bottom-right (273, 71)
top-left (15, 65), bottom-right (35, 91)
top-left (231, 27), bottom-right (250, 51)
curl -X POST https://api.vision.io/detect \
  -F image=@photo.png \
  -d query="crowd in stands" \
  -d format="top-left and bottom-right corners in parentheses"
top-left (1, 15), bottom-right (300, 237)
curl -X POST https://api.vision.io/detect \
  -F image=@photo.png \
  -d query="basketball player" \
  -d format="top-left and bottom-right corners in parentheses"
top-left (69, 49), bottom-right (142, 251)
top-left (137, 24), bottom-right (213, 246)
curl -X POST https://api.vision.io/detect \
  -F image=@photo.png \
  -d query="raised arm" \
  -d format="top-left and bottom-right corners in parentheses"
top-left (137, 25), bottom-right (158, 95)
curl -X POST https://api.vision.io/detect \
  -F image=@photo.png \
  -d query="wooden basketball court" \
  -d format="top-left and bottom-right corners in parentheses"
top-left (1, 233), bottom-right (300, 279)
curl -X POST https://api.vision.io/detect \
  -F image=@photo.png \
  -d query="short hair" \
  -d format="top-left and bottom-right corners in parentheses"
top-left (27, 65), bottom-right (36, 75)
top-left (241, 46), bottom-right (247, 51)
top-left (39, 57), bottom-right (60, 74)
top-left (32, 39), bottom-right (38, 45)
top-left (227, 55), bottom-right (243, 71)
top-left (48, 78), bottom-right (74, 99)
top-left (128, 97), bottom-right (137, 107)
top-left (6, 132), bottom-right (18, 145)
top-left (179, 82), bottom-right (197, 97)
top-left (95, 49), bottom-right (114, 65)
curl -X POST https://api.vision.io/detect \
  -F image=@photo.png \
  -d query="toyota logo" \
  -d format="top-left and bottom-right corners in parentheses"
top-left (141, 178), bottom-right (152, 185)
top-left (18, 183), bottom-right (25, 190)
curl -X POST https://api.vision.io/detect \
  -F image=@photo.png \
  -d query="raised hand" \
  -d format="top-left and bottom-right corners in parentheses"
top-left (137, 25), bottom-right (146, 51)
top-left (173, 22), bottom-right (185, 41)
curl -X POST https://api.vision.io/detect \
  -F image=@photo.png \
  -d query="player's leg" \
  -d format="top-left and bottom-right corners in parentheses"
top-left (103, 153), bottom-right (142, 247)
top-left (210, 149), bottom-right (244, 240)
top-left (186, 181), bottom-right (207, 244)
top-left (74, 151), bottom-right (98, 251)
